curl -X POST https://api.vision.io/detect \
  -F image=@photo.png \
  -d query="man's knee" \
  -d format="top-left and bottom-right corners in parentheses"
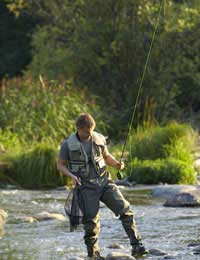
top-left (83, 215), bottom-right (100, 237)
top-left (119, 207), bottom-right (134, 220)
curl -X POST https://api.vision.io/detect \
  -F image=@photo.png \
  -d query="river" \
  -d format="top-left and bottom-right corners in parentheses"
top-left (0, 186), bottom-right (200, 260)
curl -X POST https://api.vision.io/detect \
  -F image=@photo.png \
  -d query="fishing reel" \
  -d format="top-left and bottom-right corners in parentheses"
top-left (117, 171), bottom-right (125, 180)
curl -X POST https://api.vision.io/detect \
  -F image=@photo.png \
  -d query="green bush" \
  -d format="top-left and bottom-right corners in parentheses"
top-left (6, 143), bottom-right (67, 189)
top-left (128, 122), bottom-right (196, 160)
top-left (127, 122), bottom-right (197, 184)
top-left (128, 158), bottom-right (196, 184)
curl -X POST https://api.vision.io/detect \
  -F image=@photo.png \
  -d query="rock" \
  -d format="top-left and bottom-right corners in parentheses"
top-left (0, 209), bottom-right (8, 226)
top-left (115, 179), bottom-right (136, 187)
top-left (152, 185), bottom-right (197, 199)
top-left (69, 258), bottom-right (84, 260)
top-left (33, 211), bottom-right (67, 221)
top-left (164, 190), bottom-right (200, 207)
top-left (0, 209), bottom-right (8, 237)
top-left (149, 248), bottom-right (167, 256)
top-left (105, 252), bottom-right (136, 260)
top-left (14, 216), bottom-right (38, 223)
top-left (163, 256), bottom-right (175, 259)
top-left (56, 186), bottom-right (68, 191)
top-left (107, 243), bottom-right (123, 249)
top-left (193, 245), bottom-right (200, 254)
top-left (188, 242), bottom-right (200, 247)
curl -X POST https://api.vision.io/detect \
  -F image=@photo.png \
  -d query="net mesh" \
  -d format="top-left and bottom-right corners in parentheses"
top-left (64, 185), bottom-right (83, 231)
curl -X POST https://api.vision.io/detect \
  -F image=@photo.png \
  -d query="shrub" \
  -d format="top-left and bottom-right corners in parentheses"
top-left (128, 158), bottom-right (196, 184)
top-left (127, 122), bottom-right (198, 184)
top-left (128, 121), bottom-right (196, 160)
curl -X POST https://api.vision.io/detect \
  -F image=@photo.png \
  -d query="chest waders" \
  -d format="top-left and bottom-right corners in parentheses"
top-left (66, 131), bottom-right (142, 258)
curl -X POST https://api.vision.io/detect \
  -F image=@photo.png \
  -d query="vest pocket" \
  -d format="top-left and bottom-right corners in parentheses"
top-left (70, 163), bottom-right (89, 178)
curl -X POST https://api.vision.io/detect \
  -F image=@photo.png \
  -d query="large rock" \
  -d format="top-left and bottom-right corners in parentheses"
top-left (105, 252), bottom-right (136, 260)
top-left (164, 190), bottom-right (200, 207)
top-left (152, 185), bottom-right (197, 199)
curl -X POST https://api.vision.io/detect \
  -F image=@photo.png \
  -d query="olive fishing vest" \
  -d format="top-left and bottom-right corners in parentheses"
top-left (67, 131), bottom-right (107, 178)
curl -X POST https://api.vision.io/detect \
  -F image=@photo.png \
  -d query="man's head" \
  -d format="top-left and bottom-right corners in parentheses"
top-left (76, 113), bottom-right (96, 141)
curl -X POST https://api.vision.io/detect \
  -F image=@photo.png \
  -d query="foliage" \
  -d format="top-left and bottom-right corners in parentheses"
top-left (1, 1), bottom-right (200, 130)
top-left (127, 122), bottom-right (197, 184)
top-left (128, 158), bottom-right (196, 184)
top-left (0, 77), bottom-right (107, 145)
top-left (5, 142), bottom-right (67, 189)
top-left (128, 122), bottom-right (197, 160)
top-left (0, 128), bottom-right (21, 151)
top-left (0, 2), bottom-right (36, 78)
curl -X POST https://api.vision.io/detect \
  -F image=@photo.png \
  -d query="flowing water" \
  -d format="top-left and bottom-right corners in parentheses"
top-left (0, 186), bottom-right (200, 260)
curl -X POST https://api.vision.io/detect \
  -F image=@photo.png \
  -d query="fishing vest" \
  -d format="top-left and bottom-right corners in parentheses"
top-left (67, 131), bottom-right (107, 178)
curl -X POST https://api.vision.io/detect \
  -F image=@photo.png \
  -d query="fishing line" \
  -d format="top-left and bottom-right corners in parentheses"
top-left (118, 0), bottom-right (165, 178)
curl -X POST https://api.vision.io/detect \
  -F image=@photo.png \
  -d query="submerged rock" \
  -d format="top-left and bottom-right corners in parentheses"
top-left (188, 242), bottom-right (200, 247)
top-left (105, 252), bottom-right (136, 260)
top-left (33, 211), bottom-right (67, 221)
top-left (163, 256), bottom-right (175, 259)
top-left (149, 248), bottom-right (167, 256)
top-left (152, 185), bottom-right (196, 199)
top-left (164, 190), bottom-right (200, 207)
top-left (107, 243), bottom-right (123, 249)
top-left (193, 245), bottom-right (200, 254)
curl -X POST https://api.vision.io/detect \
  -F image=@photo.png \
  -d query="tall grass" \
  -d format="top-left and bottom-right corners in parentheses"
top-left (5, 142), bottom-right (67, 189)
top-left (0, 77), bottom-right (107, 188)
top-left (0, 76), bottom-right (107, 145)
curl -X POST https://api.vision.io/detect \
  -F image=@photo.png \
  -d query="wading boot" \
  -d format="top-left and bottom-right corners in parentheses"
top-left (131, 242), bottom-right (149, 258)
top-left (87, 251), bottom-right (105, 260)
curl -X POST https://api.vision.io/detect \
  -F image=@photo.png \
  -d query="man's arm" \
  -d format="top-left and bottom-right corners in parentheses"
top-left (57, 159), bottom-right (81, 185)
top-left (103, 152), bottom-right (124, 170)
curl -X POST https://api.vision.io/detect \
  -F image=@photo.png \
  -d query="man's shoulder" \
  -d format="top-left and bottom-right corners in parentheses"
top-left (92, 131), bottom-right (106, 145)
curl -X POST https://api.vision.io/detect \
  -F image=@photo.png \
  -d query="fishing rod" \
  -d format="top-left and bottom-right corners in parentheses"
top-left (117, 0), bottom-right (165, 180)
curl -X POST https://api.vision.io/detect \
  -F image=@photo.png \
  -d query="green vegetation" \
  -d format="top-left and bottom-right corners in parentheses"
top-left (127, 122), bottom-right (197, 184)
top-left (1, 1), bottom-right (200, 131)
top-left (0, 1), bottom-right (200, 188)
top-left (0, 78), bottom-right (106, 188)
top-left (5, 143), bottom-right (66, 189)
top-left (0, 77), bottom-right (107, 144)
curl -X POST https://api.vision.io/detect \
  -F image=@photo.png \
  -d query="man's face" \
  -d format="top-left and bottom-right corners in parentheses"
top-left (77, 126), bottom-right (95, 141)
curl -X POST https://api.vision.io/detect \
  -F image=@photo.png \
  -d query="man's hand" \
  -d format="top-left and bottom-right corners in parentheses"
top-left (117, 161), bottom-right (125, 171)
top-left (72, 175), bottom-right (81, 186)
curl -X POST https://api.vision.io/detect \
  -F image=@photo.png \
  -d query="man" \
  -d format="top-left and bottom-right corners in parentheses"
top-left (57, 113), bottom-right (148, 260)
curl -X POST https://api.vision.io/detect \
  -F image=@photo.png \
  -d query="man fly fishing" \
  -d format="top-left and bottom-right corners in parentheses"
top-left (57, 113), bottom-right (148, 259)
